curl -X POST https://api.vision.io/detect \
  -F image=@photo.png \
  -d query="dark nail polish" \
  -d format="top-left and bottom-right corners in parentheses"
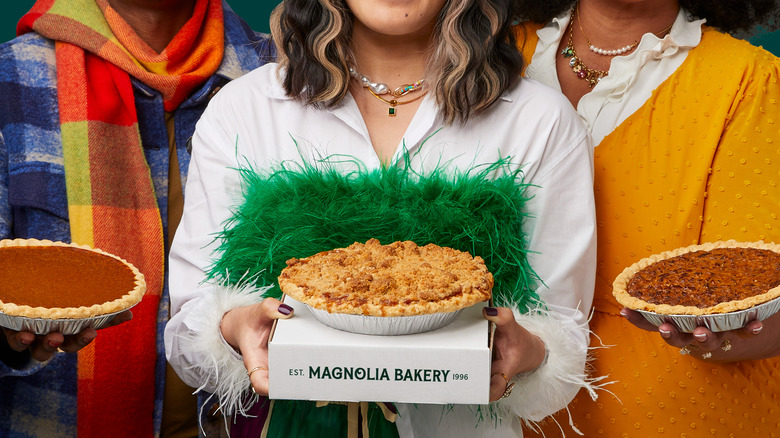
top-left (485, 307), bottom-right (498, 316)
top-left (279, 304), bottom-right (293, 315)
top-left (48, 340), bottom-right (62, 348)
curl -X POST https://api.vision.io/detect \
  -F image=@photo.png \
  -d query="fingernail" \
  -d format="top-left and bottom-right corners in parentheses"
top-left (278, 304), bottom-right (293, 315)
top-left (19, 338), bottom-right (32, 346)
top-left (753, 326), bottom-right (763, 335)
top-left (48, 340), bottom-right (62, 348)
top-left (484, 307), bottom-right (498, 316)
top-left (659, 329), bottom-right (671, 339)
top-left (694, 333), bottom-right (707, 342)
top-left (81, 337), bottom-right (95, 345)
top-left (620, 309), bottom-right (629, 318)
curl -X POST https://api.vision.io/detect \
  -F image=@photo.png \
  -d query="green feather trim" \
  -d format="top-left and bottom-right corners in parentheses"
top-left (207, 149), bottom-right (541, 311)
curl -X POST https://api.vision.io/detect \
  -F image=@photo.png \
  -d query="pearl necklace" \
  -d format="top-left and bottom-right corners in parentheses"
top-left (349, 66), bottom-right (426, 116)
top-left (575, 2), bottom-right (673, 57)
top-left (349, 67), bottom-right (425, 97)
top-left (576, 4), bottom-right (638, 56)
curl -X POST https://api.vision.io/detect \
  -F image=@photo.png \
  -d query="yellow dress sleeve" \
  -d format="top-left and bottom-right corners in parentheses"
top-left (701, 50), bottom-right (780, 243)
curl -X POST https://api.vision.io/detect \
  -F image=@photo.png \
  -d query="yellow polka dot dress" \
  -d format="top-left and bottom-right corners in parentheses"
top-left (522, 29), bottom-right (780, 437)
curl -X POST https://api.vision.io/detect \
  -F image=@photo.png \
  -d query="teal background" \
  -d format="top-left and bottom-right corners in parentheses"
top-left (1, 2), bottom-right (778, 55)
top-left (1, 1), bottom-right (277, 40)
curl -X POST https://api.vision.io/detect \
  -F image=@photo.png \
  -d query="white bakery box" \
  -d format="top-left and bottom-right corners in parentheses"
top-left (268, 296), bottom-right (493, 405)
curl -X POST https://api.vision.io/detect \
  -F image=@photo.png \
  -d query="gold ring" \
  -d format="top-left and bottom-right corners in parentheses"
top-left (492, 372), bottom-right (515, 400)
top-left (492, 372), bottom-right (509, 386)
top-left (247, 365), bottom-right (268, 379)
top-left (679, 344), bottom-right (699, 356)
top-left (721, 339), bottom-right (732, 351)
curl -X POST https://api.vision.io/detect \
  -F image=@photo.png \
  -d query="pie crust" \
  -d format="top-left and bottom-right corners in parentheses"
top-left (278, 239), bottom-right (493, 317)
top-left (0, 239), bottom-right (146, 320)
top-left (613, 240), bottom-right (780, 316)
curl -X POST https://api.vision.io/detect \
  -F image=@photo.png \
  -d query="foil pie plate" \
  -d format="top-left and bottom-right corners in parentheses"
top-left (635, 295), bottom-right (780, 333)
top-left (305, 305), bottom-right (465, 336)
top-left (0, 304), bottom-right (138, 336)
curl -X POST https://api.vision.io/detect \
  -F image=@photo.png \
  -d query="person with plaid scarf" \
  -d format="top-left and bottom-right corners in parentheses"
top-left (0, 1), bottom-right (273, 437)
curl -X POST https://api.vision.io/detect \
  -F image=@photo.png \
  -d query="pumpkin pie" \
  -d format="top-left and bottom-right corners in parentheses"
top-left (278, 239), bottom-right (493, 317)
top-left (613, 240), bottom-right (780, 316)
top-left (0, 239), bottom-right (146, 323)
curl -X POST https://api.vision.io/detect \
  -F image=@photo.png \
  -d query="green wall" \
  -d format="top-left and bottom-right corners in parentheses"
top-left (1, 1), bottom-right (276, 40)
top-left (1, 2), bottom-right (779, 55)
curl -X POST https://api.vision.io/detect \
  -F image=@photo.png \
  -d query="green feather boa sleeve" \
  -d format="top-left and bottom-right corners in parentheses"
top-left (206, 153), bottom-right (541, 312)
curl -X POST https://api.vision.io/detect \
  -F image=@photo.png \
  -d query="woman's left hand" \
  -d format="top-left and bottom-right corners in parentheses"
top-left (482, 306), bottom-right (546, 401)
top-left (620, 307), bottom-right (780, 362)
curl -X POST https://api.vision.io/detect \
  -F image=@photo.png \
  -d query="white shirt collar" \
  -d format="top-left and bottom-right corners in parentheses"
top-left (527, 7), bottom-right (704, 98)
top-left (524, 7), bottom-right (705, 143)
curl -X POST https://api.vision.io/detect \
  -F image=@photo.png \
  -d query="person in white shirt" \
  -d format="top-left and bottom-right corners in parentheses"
top-left (165, 0), bottom-right (599, 436)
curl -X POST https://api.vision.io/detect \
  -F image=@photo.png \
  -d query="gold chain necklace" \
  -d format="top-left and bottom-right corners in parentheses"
top-left (560, 8), bottom-right (609, 88)
top-left (368, 89), bottom-right (427, 117)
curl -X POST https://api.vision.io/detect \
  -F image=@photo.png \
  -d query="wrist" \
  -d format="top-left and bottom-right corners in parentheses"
top-left (220, 308), bottom-right (242, 352)
top-left (519, 336), bottom-right (548, 375)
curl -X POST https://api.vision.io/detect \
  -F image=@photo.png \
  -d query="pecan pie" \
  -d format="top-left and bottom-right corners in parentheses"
top-left (278, 239), bottom-right (493, 317)
top-left (613, 240), bottom-right (780, 316)
top-left (0, 239), bottom-right (146, 322)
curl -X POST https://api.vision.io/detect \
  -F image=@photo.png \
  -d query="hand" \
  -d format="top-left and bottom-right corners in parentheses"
top-left (220, 298), bottom-right (294, 396)
top-left (620, 307), bottom-right (780, 362)
top-left (2, 309), bottom-right (132, 362)
top-left (482, 306), bottom-right (546, 401)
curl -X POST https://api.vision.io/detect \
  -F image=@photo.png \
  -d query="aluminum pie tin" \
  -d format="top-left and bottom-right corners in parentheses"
top-left (635, 295), bottom-right (780, 333)
top-left (305, 305), bottom-right (464, 336)
top-left (0, 303), bottom-right (138, 336)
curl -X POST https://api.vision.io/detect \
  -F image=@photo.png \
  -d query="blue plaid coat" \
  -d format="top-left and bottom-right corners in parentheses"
top-left (0, 3), bottom-right (273, 436)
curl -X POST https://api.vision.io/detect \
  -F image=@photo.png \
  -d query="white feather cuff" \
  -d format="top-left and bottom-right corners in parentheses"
top-left (178, 284), bottom-right (270, 418)
top-left (493, 309), bottom-right (607, 434)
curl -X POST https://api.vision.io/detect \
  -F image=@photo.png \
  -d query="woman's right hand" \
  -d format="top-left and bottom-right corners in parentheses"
top-left (220, 298), bottom-right (294, 395)
top-left (2, 309), bottom-right (132, 362)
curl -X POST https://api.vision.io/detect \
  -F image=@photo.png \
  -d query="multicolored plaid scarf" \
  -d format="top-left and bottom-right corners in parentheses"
top-left (18, 1), bottom-right (224, 436)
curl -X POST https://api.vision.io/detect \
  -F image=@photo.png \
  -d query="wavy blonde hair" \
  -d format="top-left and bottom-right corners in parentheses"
top-left (270, 0), bottom-right (523, 124)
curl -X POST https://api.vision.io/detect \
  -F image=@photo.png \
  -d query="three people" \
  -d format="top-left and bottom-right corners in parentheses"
top-left (514, 0), bottom-right (780, 435)
top-left (165, 0), bottom-right (598, 436)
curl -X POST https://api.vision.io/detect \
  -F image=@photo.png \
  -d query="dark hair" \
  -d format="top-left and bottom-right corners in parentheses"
top-left (513, 0), bottom-right (779, 33)
top-left (270, 0), bottom-right (525, 124)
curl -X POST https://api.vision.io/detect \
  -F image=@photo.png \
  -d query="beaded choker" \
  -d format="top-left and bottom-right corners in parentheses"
top-left (576, 3), bottom-right (638, 56)
top-left (349, 67), bottom-right (426, 116)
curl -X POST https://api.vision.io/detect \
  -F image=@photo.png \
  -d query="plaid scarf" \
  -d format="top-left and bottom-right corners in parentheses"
top-left (18, 0), bottom-right (224, 436)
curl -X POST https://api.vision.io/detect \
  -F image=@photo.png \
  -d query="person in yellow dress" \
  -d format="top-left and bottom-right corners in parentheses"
top-left (513, 0), bottom-right (780, 436)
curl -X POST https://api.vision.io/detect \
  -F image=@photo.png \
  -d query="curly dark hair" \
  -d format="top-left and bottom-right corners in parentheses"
top-left (513, 0), bottom-right (779, 33)
top-left (270, 0), bottom-right (525, 124)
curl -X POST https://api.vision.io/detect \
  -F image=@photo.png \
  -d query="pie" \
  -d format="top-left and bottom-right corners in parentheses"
top-left (277, 238), bottom-right (493, 317)
top-left (0, 239), bottom-right (146, 321)
top-left (613, 240), bottom-right (780, 316)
